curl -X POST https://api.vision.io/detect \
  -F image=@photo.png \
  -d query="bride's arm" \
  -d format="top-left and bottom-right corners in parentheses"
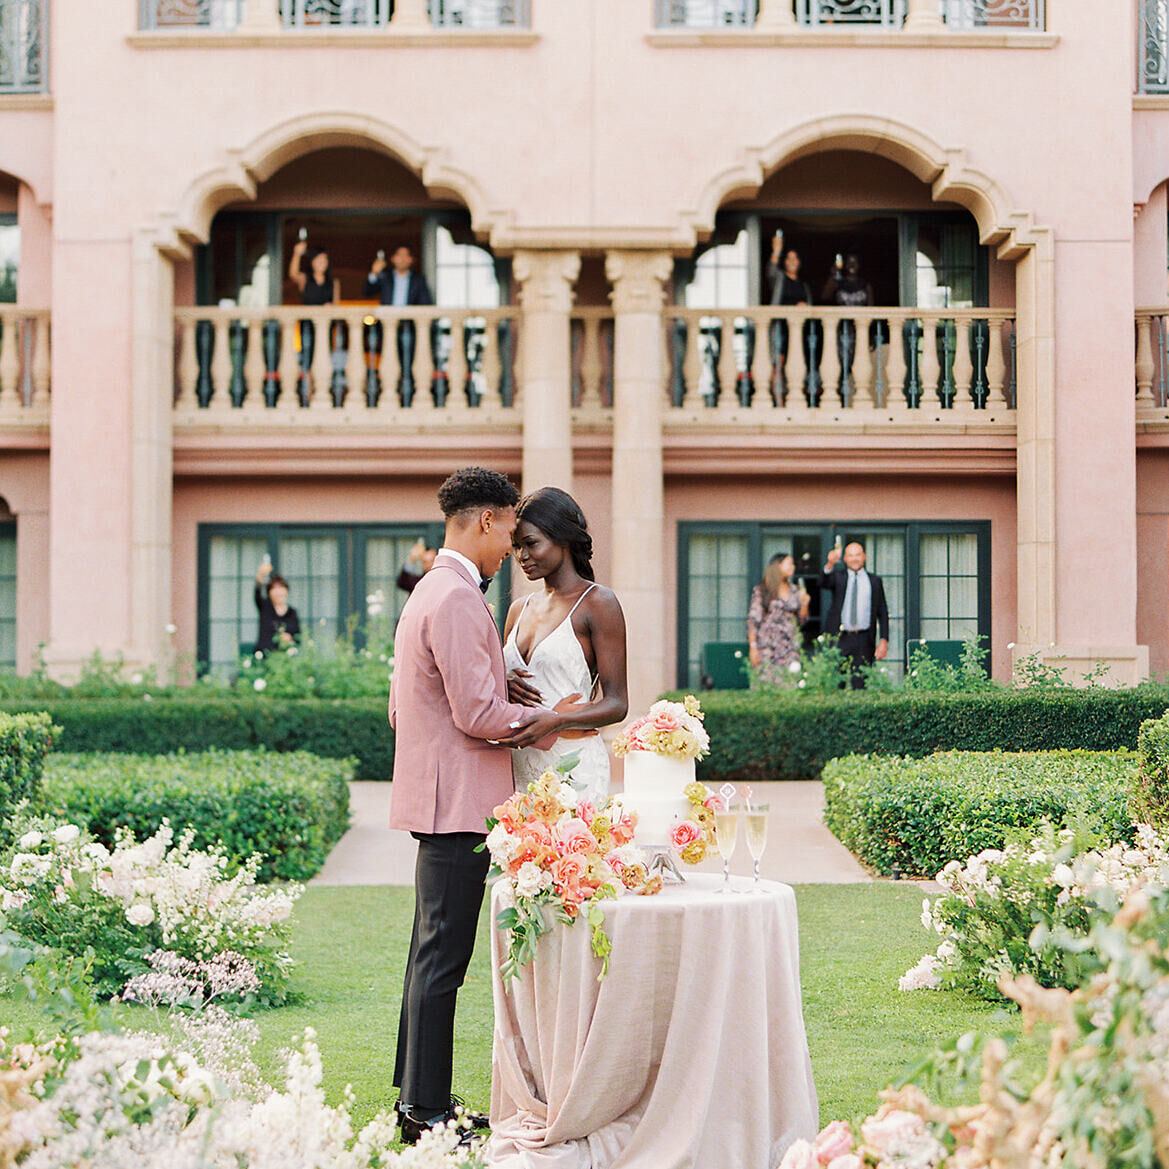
top-left (557, 587), bottom-right (629, 732)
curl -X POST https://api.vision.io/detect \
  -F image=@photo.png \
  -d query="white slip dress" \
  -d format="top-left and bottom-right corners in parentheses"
top-left (502, 583), bottom-right (611, 803)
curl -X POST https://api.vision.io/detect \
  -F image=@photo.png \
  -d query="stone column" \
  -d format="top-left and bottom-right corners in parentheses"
top-left (514, 250), bottom-right (580, 496)
top-left (756, 0), bottom-right (795, 27)
top-left (606, 250), bottom-right (671, 713)
top-left (43, 233), bottom-right (174, 680)
top-left (904, 0), bottom-right (944, 30)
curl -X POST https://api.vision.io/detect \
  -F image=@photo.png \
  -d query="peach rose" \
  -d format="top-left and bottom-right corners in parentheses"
top-left (551, 852), bottom-right (587, 892)
top-left (556, 820), bottom-right (596, 856)
top-left (669, 819), bottom-right (702, 850)
top-left (813, 1121), bottom-right (854, 1163)
top-left (777, 1139), bottom-right (818, 1169)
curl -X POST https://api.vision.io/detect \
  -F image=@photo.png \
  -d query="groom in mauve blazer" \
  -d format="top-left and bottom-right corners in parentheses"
top-left (388, 466), bottom-right (561, 1144)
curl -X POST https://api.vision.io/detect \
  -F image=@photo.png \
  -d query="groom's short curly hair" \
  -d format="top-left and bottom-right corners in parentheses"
top-left (437, 466), bottom-right (519, 518)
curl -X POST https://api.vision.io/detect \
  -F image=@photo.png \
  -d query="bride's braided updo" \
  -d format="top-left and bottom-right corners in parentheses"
top-left (516, 487), bottom-right (595, 582)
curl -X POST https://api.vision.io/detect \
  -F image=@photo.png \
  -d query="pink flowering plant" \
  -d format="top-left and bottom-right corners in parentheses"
top-left (485, 757), bottom-right (660, 985)
top-left (900, 820), bottom-right (1169, 999)
top-left (612, 695), bottom-right (711, 762)
top-left (0, 818), bottom-right (301, 1004)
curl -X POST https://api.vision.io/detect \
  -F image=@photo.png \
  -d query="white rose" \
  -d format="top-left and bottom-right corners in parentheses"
top-left (514, 862), bottom-right (547, 899)
top-left (486, 822), bottom-right (518, 863)
top-left (52, 825), bottom-right (80, 845)
top-left (126, 903), bottom-right (155, 927)
top-left (130, 672), bottom-right (144, 685)
top-left (17, 831), bottom-right (42, 850)
top-left (788, 659), bottom-right (802, 675)
top-left (253, 678), bottom-right (267, 692)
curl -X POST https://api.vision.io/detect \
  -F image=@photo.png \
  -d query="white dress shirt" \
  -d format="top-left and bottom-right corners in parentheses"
top-left (437, 546), bottom-right (483, 588)
top-left (841, 568), bottom-right (873, 632)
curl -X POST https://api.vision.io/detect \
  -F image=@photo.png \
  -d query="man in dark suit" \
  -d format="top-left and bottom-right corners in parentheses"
top-left (819, 540), bottom-right (889, 690)
top-left (364, 245), bottom-right (433, 406)
top-left (365, 245), bottom-right (434, 306)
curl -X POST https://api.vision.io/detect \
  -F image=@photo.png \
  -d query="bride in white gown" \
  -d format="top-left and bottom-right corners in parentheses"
top-left (502, 487), bottom-right (628, 804)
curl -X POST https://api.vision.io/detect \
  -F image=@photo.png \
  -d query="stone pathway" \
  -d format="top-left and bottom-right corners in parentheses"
top-left (311, 779), bottom-right (873, 886)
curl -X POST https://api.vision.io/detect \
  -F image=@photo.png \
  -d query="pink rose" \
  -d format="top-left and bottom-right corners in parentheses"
top-left (551, 852), bottom-right (587, 893)
top-left (555, 820), bottom-right (596, 856)
top-left (703, 794), bottom-right (725, 812)
top-left (605, 851), bottom-right (625, 874)
top-left (826, 1156), bottom-right (863, 1169)
top-left (777, 1139), bottom-right (818, 1169)
top-left (812, 1121), bottom-right (854, 1164)
top-left (861, 1108), bottom-right (924, 1151)
top-left (651, 713), bottom-right (679, 733)
top-left (577, 800), bottom-right (596, 826)
top-left (669, 820), bottom-right (702, 850)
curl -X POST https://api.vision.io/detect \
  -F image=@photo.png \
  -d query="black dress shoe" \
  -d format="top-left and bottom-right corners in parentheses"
top-left (398, 1109), bottom-right (450, 1145)
top-left (449, 1093), bottom-right (491, 1129)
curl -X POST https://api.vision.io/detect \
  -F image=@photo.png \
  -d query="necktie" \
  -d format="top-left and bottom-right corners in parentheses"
top-left (480, 577), bottom-right (492, 595)
top-left (848, 571), bottom-right (859, 629)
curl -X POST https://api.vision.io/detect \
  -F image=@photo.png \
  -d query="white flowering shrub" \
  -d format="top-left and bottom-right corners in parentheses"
top-left (789, 886), bottom-right (1169, 1169)
top-left (0, 820), bottom-right (301, 1003)
top-left (1, 1022), bottom-right (485, 1169)
top-left (902, 821), bottom-right (1169, 999)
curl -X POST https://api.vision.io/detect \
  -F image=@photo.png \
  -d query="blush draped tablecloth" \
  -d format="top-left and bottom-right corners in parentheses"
top-left (485, 874), bottom-right (819, 1169)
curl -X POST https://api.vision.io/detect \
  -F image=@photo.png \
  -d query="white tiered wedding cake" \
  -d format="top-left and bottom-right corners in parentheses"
top-left (614, 696), bottom-right (711, 849)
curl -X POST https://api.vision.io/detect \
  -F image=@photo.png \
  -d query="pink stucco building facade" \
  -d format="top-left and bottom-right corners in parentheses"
top-left (0, 0), bottom-right (1167, 707)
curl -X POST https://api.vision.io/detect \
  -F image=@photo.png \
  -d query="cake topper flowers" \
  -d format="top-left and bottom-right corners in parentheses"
top-left (613, 695), bottom-right (710, 761)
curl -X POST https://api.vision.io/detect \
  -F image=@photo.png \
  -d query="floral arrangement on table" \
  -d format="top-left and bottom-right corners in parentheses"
top-left (785, 884), bottom-right (1169, 1169)
top-left (0, 819), bottom-right (301, 1003)
top-left (485, 762), bottom-right (661, 986)
top-left (900, 820), bottom-right (1169, 999)
top-left (0, 939), bottom-right (485, 1169)
top-left (667, 781), bottom-right (726, 865)
top-left (612, 695), bottom-right (711, 761)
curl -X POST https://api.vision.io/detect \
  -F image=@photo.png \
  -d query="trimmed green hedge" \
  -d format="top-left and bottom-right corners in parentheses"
top-left (822, 749), bottom-right (1137, 878)
top-left (0, 711), bottom-right (60, 837)
top-left (1133, 709), bottom-right (1169, 832)
top-left (682, 686), bottom-right (1169, 783)
top-left (38, 749), bottom-right (352, 882)
top-left (0, 698), bottom-right (393, 779)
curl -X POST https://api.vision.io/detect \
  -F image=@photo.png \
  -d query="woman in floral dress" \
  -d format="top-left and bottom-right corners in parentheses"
top-left (747, 553), bottom-right (809, 684)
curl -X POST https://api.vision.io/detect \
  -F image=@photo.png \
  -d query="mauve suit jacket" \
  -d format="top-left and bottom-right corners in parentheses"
top-left (388, 553), bottom-right (536, 835)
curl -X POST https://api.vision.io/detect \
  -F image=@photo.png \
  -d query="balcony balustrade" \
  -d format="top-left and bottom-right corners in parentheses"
top-left (0, 308), bottom-right (50, 426)
top-left (1139, 0), bottom-right (1169, 93)
top-left (666, 307), bottom-right (1017, 424)
top-left (173, 306), bottom-right (519, 428)
top-left (1135, 309), bottom-right (1169, 426)
top-left (0, 0), bottom-right (47, 93)
top-left (139, 0), bottom-right (528, 29)
top-left (654, 0), bottom-right (1044, 29)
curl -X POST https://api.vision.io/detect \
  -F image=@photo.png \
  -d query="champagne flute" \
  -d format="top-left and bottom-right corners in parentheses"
top-left (745, 803), bottom-right (769, 892)
top-left (714, 802), bottom-right (739, 894)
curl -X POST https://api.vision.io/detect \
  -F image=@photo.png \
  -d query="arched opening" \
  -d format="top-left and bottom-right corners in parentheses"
top-left (0, 172), bottom-right (21, 304)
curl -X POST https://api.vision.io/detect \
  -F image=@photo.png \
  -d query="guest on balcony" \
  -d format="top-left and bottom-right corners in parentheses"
top-left (766, 233), bottom-right (815, 405)
top-left (364, 246), bottom-right (434, 406)
top-left (821, 252), bottom-right (875, 404)
top-left (254, 557), bottom-right (301, 654)
top-left (289, 239), bottom-right (340, 404)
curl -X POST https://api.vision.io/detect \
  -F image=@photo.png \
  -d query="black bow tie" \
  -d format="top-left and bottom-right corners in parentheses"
top-left (480, 577), bottom-right (492, 594)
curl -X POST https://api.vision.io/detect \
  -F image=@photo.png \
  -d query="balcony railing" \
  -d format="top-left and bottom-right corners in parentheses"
top-left (667, 307), bottom-right (1017, 418)
top-left (173, 307), bottom-right (519, 422)
top-left (140, 0), bottom-right (528, 29)
top-left (0, 308), bottom-right (50, 421)
top-left (654, 0), bottom-right (1044, 28)
top-left (0, 0), bottom-right (47, 93)
top-left (1139, 0), bottom-right (1169, 93)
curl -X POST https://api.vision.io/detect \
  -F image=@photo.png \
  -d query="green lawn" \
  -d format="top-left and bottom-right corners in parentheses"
top-left (1, 883), bottom-right (1043, 1131)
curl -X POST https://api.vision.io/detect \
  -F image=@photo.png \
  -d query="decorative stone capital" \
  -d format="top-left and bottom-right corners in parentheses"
top-left (513, 250), bottom-right (581, 313)
top-left (605, 250), bottom-right (672, 315)
top-left (904, 0), bottom-right (944, 30)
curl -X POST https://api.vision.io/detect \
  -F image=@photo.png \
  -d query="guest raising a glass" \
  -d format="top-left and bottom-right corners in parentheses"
top-left (747, 553), bottom-right (808, 683)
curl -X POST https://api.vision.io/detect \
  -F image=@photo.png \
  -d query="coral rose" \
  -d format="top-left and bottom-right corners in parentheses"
top-left (669, 820), bottom-right (702, 850)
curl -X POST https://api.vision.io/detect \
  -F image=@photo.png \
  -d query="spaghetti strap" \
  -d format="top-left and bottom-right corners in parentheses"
top-left (566, 583), bottom-right (597, 620)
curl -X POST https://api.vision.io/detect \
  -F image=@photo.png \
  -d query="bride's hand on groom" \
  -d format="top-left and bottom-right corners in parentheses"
top-left (506, 668), bottom-right (543, 707)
